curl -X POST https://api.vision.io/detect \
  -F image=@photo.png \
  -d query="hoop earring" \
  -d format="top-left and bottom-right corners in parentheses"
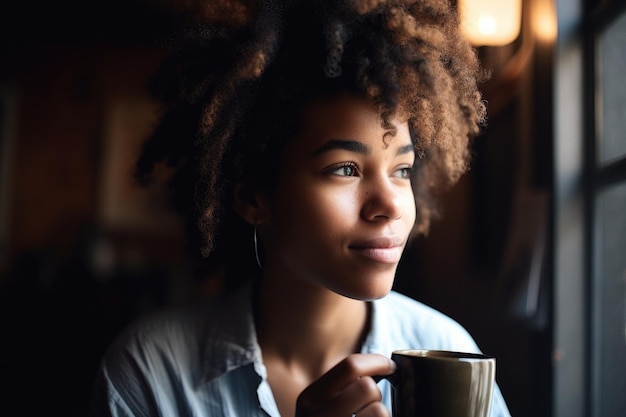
top-left (253, 223), bottom-right (264, 270)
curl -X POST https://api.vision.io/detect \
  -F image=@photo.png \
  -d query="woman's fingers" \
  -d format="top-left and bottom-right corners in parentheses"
top-left (295, 353), bottom-right (395, 417)
top-left (303, 353), bottom-right (395, 400)
top-left (354, 400), bottom-right (390, 417)
top-left (327, 376), bottom-right (387, 417)
top-left (297, 376), bottom-right (388, 417)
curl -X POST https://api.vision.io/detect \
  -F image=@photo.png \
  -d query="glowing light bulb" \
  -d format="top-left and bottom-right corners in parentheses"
top-left (459, 0), bottom-right (522, 46)
top-left (478, 15), bottom-right (498, 35)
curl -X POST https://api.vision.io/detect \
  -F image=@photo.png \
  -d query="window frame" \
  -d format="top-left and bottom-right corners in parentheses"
top-left (585, 1), bottom-right (626, 416)
top-left (554, 0), bottom-right (626, 416)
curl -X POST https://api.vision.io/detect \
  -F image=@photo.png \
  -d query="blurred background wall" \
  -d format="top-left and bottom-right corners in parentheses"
top-left (0, 2), bottom-right (200, 414)
top-left (1, 1), bottom-right (624, 417)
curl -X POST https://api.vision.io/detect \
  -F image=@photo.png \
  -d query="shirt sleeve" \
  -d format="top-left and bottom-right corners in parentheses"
top-left (88, 337), bottom-right (161, 417)
top-left (490, 383), bottom-right (512, 417)
top-left (89, 363), bottom-right (146, 417)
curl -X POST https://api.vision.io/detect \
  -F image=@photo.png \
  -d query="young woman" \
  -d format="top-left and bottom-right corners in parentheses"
top-left (90, 1), bottom-right (511, 416)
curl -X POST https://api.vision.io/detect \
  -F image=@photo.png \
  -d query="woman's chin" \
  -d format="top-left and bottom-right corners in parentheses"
top-left (334, 277), bottom-right (395, 302)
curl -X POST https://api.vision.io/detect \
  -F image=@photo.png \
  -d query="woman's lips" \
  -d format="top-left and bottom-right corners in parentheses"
top-left (349, 237), bottom-right (405, 263)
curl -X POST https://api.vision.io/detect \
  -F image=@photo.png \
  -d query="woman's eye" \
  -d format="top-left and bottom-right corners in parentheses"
top-left (328, 163), bottom-right (359, 177)
top-left (393, 166), bottom-right (413, 179)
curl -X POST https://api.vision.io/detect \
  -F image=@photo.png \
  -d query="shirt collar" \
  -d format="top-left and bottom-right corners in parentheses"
top-left (199, 279), bottom-right (394, 383)
top-left (200, 279), bottom-right (263, 384)
top-left (361, 295), bottom-right (393, 355)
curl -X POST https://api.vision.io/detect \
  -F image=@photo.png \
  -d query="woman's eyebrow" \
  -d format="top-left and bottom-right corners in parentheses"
top-left (312, 139), bottom-right (371, 156)
top-left (396, 143), bottom-right (415, 156)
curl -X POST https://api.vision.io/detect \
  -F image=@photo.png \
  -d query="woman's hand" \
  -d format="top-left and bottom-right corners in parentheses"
top-left (295, 353), bottom-right (396, 417)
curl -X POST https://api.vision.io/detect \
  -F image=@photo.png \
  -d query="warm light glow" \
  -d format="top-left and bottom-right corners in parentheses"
top-left (459, 0), bottom-right (522, 47)
top-left (533, 0), bottom-right (557, 43)
top-left (478, 16), bottom-right (498, 35)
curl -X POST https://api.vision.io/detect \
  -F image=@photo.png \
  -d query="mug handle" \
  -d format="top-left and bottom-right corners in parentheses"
top-left (373, 363), bottom-right (399, 387)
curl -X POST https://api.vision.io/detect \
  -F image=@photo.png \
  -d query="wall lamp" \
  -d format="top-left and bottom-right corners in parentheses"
top-left (459, 0), bottom-right (523, 47)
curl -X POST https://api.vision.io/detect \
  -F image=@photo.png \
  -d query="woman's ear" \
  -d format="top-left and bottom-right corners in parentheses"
top-left (232, 182), bottom-right (270, 225)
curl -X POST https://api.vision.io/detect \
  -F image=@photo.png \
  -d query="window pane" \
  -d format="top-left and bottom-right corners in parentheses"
top-left (593, 182), bottom-right (626, 416)
top-left (597, 11), bottom-right (626, 164)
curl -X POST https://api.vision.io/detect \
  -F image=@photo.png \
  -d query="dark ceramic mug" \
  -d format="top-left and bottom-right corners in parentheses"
top-left (381, 350), bottom-right (495, 417)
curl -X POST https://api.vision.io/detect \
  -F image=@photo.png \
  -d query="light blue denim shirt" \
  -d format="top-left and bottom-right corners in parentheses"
top-left (90, 280), bottom-right (511, 417)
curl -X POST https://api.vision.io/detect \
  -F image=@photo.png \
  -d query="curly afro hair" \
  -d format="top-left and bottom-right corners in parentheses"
top-left (136, 0), bottom-right (486, 268)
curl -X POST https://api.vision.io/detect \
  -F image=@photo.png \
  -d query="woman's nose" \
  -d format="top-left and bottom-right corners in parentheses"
top-left (360, 177), bottom-right (405, 222)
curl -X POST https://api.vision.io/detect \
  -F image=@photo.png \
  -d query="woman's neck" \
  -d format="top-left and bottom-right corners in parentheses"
top-left (254, 271), bottom-right (370, 380)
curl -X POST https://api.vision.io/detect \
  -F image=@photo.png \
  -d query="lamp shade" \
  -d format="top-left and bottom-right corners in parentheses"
top-left (459, 0), bottom-right (522, 47)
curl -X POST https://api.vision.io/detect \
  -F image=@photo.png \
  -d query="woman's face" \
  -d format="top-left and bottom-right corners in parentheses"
top-left (261, 93), bottom-right (416, 301)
